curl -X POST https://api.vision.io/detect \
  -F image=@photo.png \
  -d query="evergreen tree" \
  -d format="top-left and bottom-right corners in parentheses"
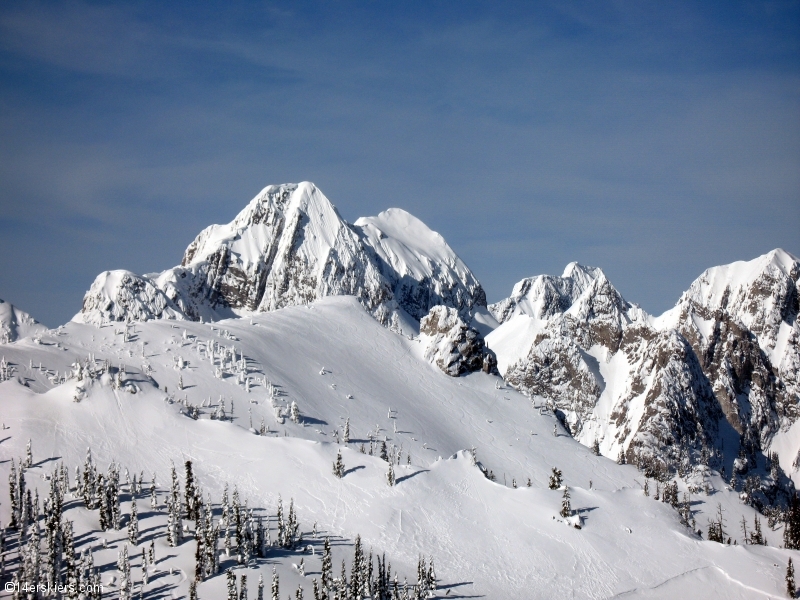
top-left (24, 439), bottom-right (33, 468)
top-left (785, 495), bottom-right (800, 550)
top-left (321, 537), bottom-right (333, 594)
top-left (387, 464), bottom-right (395, 487)
top-left (643, 479), bottom-right (649, 497)
top-left (128, 500), bottom-right (139, 546)
top-left (788, 558), bottom-right (796, 598)
top-left (548, 467), bottom-right (562, 490)
top-left (240, 573), bottom-right (248, 600)
top-left (751, 515), bottom-right (766, 545)
top-left (258, 574), bottom-right (265, 600)
top-left (189, 581), bottom-right (198, 600)
top-left (617, 449), bottom-right (626, 465)
top-left (343, 418), bottom-right (350, 444)
top-left (591, 439), bottom-right (600, 456)
top-left (560, 486), bottom-right (572, 518)
top-left (380, 442), bottom-right (389, 462)
top-left (150, 475), bottom-right (157, 509)
top-left (333, 451), bottom-right (345, 479)
top-left (185, 461), bottom-right (196, 520)
top-left (271, 567), bottom-right (280, 600)
top-left (227, 569), bottom-right (238, 600)
top-left (290, 400), bottom-right (301, 424)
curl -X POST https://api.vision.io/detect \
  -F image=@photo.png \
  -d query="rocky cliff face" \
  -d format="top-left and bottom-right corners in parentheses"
top-left (489, 249), bottom-right (800, 485)
top-left (76, 183), bottom-right (486, 334)
top-left (419, 305), bottom-right (496, 377)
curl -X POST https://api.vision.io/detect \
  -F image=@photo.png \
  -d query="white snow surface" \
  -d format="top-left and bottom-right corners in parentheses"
top-left (0, 295), bottom-right (790, 599)
top-left (0, 297), bottom-right (47, 343)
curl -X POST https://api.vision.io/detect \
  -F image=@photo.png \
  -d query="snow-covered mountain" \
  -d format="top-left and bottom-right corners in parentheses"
top-left (2, 187), bottom-right (800, 599)
top-left (487, 249), bottom-right (800, 505)
top-left (0, 298), bottom-right (47, 344)
top-left (76, 183), bottom-right (486, 336)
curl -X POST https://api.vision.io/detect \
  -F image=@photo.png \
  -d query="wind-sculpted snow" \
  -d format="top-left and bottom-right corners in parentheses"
top-left (0, 298), bottom-right (47, 343)
top-left (489, 249), bottom-right (800, 494)
top-left (77, 183), bottom-right (486, 332)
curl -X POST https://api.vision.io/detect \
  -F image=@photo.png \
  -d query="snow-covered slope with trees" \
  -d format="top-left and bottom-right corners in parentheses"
top-left (76, 183), bottom-right (486, 336)
top-left (0, 298), bottom-right (47, 344)
top-left (0, 296), bottom-right (795, 599)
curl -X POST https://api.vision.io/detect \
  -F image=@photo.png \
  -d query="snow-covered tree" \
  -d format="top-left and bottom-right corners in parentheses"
top-left (387, 464), bottom-right (395, 487)
top-left (343, 418), bottom-right (350, 444)
top-left (271, 567), bottom-right (280, 600)
top-left (127, 500), bottom-right (138, 546)
top-left (333, 451), bottom-right (345, 479)
top-left (290, 400), bottom-right (301, 424)
top-left (560, 487), bottom-right (571, 518)
top-left (788, 558), bottom-right (796, 598)
top-left (548, 467), bottom-right (562, 490)
top-left (227, 569), bottom-right (238, 600)
top-left (239, 573), bottom-right (248, 600)
top-left (785, 495), bottom-right (800, 550)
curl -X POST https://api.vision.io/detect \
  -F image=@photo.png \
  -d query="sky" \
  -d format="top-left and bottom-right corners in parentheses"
top-left (0, 1), bottom-right (798, 327)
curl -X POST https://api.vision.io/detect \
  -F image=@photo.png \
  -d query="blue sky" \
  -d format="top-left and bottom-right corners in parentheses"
top-left (1, 1), bottom-right (798, 327)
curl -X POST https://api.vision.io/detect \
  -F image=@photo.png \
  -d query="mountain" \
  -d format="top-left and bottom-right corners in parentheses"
top-left (0, 295), bottom-right (790, 599)
top-left (487, 249), bottom-right (799, 504)
top-left (0, 298), bottom-right (47, 344)
top-left (76, 183), bottom-right (486, 336)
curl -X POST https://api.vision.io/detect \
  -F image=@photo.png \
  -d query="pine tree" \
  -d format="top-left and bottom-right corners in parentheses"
top-left (643, 479), bottom-right (649, 497)
top-left (189, 581), bottom-right (198, 600)
top-left (617, 449), bottom-right (626, 465)
top-left (387, 464), bottom-right (395, 487)
top-left (560, 486), bottom-right (571, 518)
top-left (240, 573), bottom-right (248, 600)
top-left (321, 537), bottom-right (333, 594)
top-left (150, 475), bottom-right (157, 509)
top-left (271, 567), bottom-right (280, 600)
top-left (751, 515), bottom-right (766, 545)
top-left (343, 418), bottom-right (350, 444)
top-left (333, 451), bottom-right (345, 479)
top-left (380, 441), bottom-right (389, 462)
top-left (227, 569), bottom-right (238, 600)
top-left (185, 461), bottom-right (196, 520)
top-left (548, 467), bottom-right (562, 490)
top-left (785, 494), bottom-right (800, 550)
top-left (591, 439), bottom-right (600, 456)
top-left (24, 439), bottom-right (33, 468)
top-left (788, 558), bottom-right (796, 598)
top-left (290, 400), bottom-right (301, 424)
top-left (258, 574), bottom-right (265, 600)
top-left (128, 499), bottom-right (139, 546)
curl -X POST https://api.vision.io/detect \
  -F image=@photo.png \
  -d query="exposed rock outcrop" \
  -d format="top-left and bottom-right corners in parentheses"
top-left (420, 306), bottom-right (496, 376)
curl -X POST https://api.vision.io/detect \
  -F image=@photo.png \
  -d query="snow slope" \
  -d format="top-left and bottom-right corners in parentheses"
top-left (0, 298), bottom-right (47, 343)
top-left (0, 296), bottom-right (792, 599)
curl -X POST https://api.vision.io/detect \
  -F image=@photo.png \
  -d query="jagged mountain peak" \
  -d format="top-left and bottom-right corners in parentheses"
top-left (77, 182), bottom-right (486, 331)
top-left (488, 262), bottom-right (629, 325)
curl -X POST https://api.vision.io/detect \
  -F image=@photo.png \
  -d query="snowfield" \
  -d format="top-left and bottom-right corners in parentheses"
top-left (0, 296), bottom-right (793, 599)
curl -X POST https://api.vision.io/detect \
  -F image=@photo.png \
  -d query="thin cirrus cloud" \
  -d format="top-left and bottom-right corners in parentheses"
top-left (0, 0), bottom-right (797, 326)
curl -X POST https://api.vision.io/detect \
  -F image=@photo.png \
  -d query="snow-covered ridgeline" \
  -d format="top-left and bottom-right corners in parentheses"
top-left (487, 249), bottom-right (799, 495)
top-left (76, 183), bottom-right (487, 334)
